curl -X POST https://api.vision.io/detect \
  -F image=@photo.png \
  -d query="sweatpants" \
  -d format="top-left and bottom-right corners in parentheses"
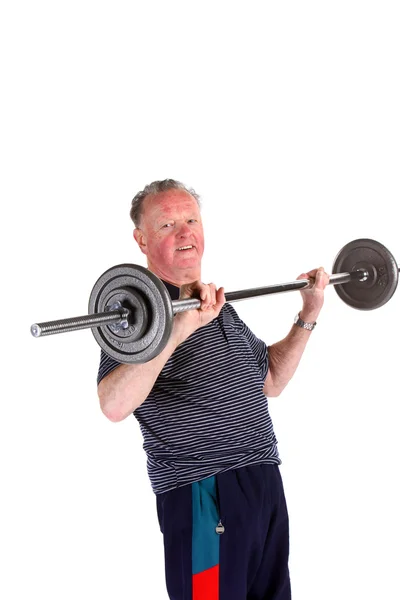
top-left (156, 463), bottom-right (291, 600)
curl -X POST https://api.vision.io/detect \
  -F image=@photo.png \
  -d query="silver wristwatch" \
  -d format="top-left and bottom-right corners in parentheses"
top-left (294, 312), bottom-right (317, 331)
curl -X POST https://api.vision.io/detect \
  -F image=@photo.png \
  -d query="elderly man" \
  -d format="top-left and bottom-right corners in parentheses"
top-left (97, 179), bottom-right (329, 600)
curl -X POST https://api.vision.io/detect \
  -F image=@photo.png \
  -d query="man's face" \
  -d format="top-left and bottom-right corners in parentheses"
top-left (133, 189), bottom-right (205, 286)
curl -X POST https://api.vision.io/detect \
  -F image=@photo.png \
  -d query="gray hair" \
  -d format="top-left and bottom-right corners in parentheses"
top-left (130, 178), bottom-right (201, 228)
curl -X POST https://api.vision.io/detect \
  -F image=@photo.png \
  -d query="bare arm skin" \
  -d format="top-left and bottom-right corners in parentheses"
top-left (263, 267), bottom-right (330, 397)
top-left (98, 331), bottom-right (183, 422)
top-left (263, 324), bottom-right (313, 397)
top-left (98, 283), bottom-right (225, 422)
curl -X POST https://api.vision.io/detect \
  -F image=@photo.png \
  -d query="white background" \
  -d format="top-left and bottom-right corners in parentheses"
top-left (1, 1), bottom-right (399, 598)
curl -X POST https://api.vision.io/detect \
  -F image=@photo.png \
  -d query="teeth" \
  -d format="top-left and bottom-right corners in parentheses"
top-left (177, 245), bottom-right (193, 250)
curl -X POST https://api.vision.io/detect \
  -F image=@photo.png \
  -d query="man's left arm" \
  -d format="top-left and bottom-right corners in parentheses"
top-left (264, 267), bottom-right (329, 397)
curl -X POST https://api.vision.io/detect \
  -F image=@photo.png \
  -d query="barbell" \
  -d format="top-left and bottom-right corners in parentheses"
top-left (31, 238), bottom-right (399, 364)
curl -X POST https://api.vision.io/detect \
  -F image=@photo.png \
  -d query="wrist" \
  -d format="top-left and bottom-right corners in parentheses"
top-left (171, 318), bottom-right (194, 347)
top-left (299, 309), bottom-right (319, 323)
top-left (294, 311), bottom-right (317, 331)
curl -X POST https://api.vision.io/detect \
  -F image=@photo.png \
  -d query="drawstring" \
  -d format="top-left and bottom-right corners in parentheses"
top-left (215, 476), bottom-right (225, 535)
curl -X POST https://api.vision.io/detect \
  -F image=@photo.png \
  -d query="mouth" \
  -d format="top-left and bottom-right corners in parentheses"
top-left (176, 245), bottom-right (195, 252)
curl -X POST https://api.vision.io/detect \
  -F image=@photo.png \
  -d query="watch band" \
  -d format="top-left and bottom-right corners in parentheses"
top-left (294, 312), bottom-right (317, 331)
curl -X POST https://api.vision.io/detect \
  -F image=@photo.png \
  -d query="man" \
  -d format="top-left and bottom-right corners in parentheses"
top-left (97, 179), bottom-right (329, 600)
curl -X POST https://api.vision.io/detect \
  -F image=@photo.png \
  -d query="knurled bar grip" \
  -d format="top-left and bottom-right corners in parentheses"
top-left (31, 270), bottom-right (366, 338)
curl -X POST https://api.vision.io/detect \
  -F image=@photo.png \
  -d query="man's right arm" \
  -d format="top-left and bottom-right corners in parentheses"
top-left (98, 282), bottom-right (225, 422)
top-left (98, 328), bottom-right (182, 421)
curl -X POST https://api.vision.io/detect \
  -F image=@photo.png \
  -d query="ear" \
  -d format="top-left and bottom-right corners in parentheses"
top-left (133, 228), bottom-right (148, 255)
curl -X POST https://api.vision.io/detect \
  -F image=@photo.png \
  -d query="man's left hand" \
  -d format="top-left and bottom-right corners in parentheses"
top-left (297, 267), bottom-right (330, 322)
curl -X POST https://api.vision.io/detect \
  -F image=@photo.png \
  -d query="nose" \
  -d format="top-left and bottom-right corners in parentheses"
top-left (177, 222), bottom-right (191, 237)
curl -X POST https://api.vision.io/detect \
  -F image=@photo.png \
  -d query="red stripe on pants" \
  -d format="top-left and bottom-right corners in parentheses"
top-left (192, 564), bottom-right (219, 600)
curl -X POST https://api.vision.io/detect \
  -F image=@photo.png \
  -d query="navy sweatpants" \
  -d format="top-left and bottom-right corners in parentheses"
top-left (156, 463), bottom-right (291, 600)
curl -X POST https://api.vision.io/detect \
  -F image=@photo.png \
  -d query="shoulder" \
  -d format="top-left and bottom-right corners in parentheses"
top-left (220, 302), bottom-right (238, 319)
top-left (218, 302), bottom-right (244, 330)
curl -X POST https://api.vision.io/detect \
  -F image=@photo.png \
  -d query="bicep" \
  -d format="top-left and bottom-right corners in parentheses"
top-left (263, 359), bottom-right (281, 397)
top-left (263, 368), bottom-right (274, 396)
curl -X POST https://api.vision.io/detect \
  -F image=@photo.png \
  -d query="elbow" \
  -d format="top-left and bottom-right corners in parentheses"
top-left (98, 384), bottom-right (127, 423)
top-left (263, 369), bottom-right (283, 397)
top-left (263, 385), bottom-right (282, 398)
top-left (101, 405), bottom-right (126, 422)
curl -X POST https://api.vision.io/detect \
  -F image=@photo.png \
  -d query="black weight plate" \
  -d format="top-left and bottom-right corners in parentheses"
top-left (332, 239), bottom-right (398, 310)
top-left (88, 264), bottom-right (173, 363)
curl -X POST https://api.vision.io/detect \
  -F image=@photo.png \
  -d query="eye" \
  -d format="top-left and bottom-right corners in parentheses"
top-left (188, 219), bottom-right (198, 224)
top-left (162, 223), bottom-right (173, 229)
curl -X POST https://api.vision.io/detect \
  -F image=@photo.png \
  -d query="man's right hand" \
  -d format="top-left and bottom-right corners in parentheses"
top-left (172, 281), bottom-right (226, 345)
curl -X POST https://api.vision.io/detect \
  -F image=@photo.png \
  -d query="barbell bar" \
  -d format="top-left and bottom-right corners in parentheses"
top-left (31, 270), bottom-right (366, 337)
top-left (30, 238), bottom-right (399, 364)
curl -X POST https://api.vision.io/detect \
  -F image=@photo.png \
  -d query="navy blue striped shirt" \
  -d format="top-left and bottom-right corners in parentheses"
top-left (97, 281), bottom-right (281, 495)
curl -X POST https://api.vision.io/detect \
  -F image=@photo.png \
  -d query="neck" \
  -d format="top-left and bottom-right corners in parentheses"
top-left (147, 262), bottom-right (201, 288)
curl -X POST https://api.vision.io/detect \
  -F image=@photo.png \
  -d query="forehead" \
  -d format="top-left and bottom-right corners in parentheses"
top-left (142, 189), bottom-right (200, 223)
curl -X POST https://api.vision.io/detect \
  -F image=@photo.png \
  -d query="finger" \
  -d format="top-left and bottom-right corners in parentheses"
top-left (179, 282), bottom-right (195, 300)
top-left (180, 280), bottom-right (208, 300)
top-left (297, 273), bottom-right (316, 292)
top-left (215, 287), bottom-right (226, 311)
top-left (299, 268), bottom-right (321, 288)
top-left (200, 284), bottom-right (212, 310)
top-left (305, 269), bottom-right (319, 279)
top-left (296, 272), bottom-right (309, 281)
top-left (297, 271), bottom-right (319, 284)
top-left (314, 267), bottom-right (327, 289)
top-left (209, 283), bottom-right (217, 307)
